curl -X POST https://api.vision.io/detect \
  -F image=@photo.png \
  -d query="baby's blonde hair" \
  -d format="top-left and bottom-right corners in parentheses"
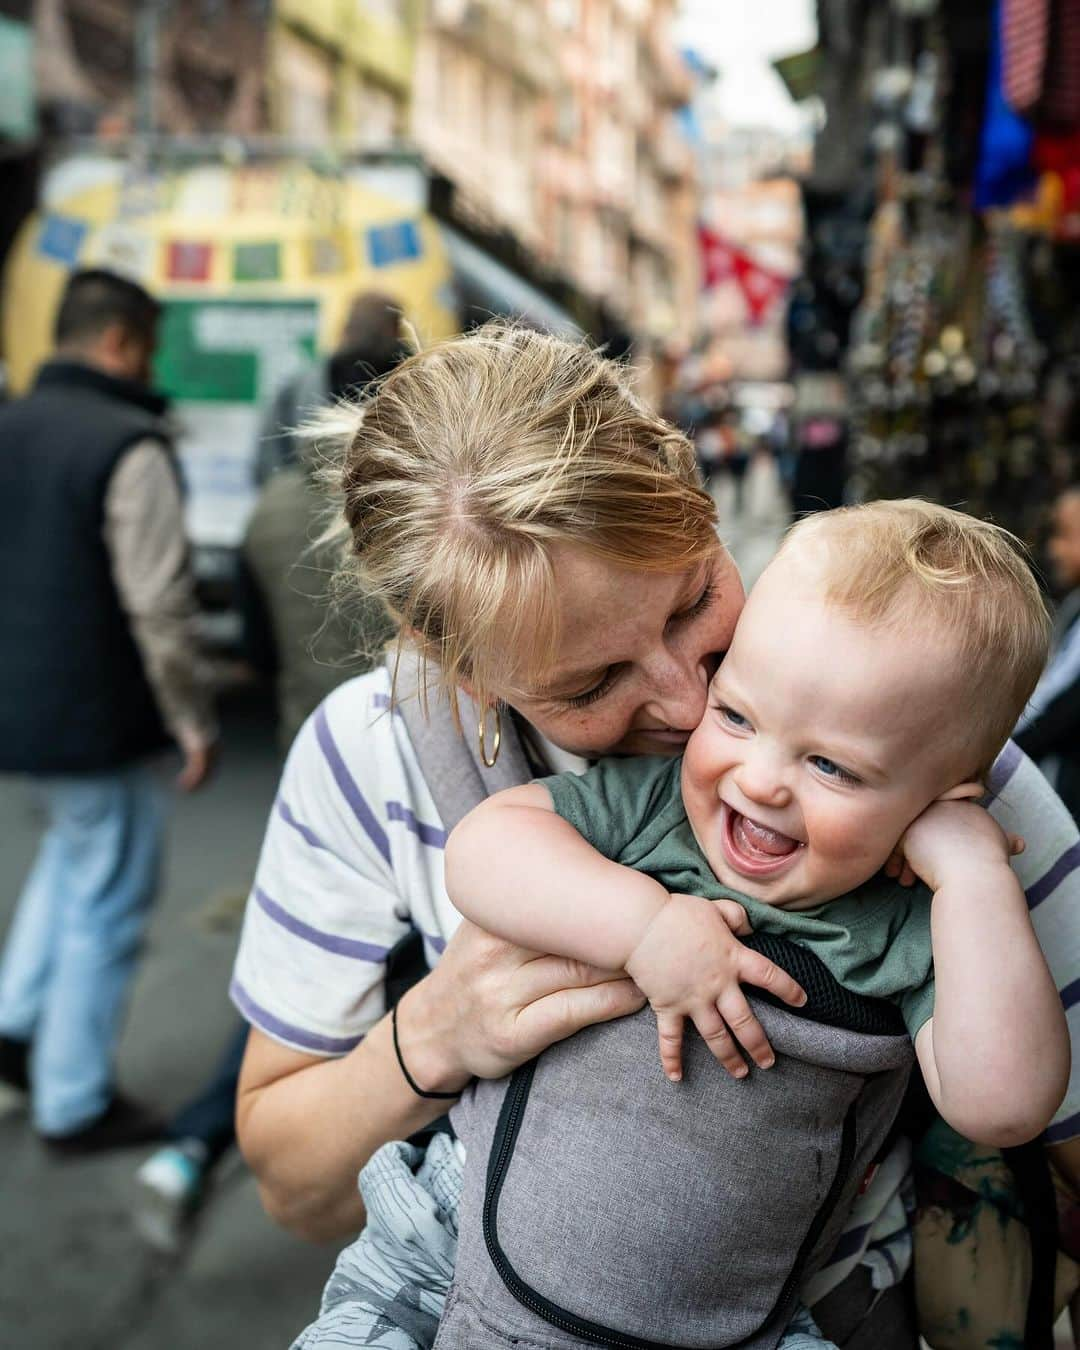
top-left (322, 322), bottom-right (718, 714)
top-left (781, 499), bottom-right (1050, 774)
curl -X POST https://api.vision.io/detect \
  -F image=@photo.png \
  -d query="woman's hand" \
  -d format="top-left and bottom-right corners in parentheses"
top-left (399, 919), bottom-right (648, 1093)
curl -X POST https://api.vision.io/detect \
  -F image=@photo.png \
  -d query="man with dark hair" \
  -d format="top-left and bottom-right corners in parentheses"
top-left (0, 268), bottom-right (217, 1152)
top-left (54, 267), bottom-right (161, 356)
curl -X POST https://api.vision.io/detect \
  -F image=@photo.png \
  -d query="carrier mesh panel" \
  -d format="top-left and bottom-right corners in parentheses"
top-left (742, 933), bottom-right (906, 1036)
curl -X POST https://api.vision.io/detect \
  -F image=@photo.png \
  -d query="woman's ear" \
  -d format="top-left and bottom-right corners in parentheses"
top-left (935, 779), bottom-right (986, 803)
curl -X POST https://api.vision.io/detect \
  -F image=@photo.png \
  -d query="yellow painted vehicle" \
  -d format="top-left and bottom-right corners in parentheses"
top-left (2, 155), bottom-right (457, 551)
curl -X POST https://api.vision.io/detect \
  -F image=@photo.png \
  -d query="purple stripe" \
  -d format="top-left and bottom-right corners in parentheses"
top-left (1026, 841), bottom-right (1080, 910)
top-left (386, 800), bottom-right (447, 849)
top-left (372, 692), bottom-right (396, 713)
top-left (314, 704), bottom-right (391, 867)
top-left (1045, 1109), bottom-right (1080, 1144)
top-left (986, 740), bottom-right (1023, 798)
top-left (254, 886), bottom-right (390, 962)
top-left (823, 1220), bottom-right (873, 1266)
top-left (422, 930), bottom-right (447, 955)
top-left (277, 797), bottom-right (328, 851)
top-left (1060, 977), bottom-right (1080, 1013)
top-left (231, 978), bottom-right (363, 1055)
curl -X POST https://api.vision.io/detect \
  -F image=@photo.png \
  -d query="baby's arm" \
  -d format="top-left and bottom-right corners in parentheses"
top-left (903, 801), bottom-right (1070, 1146)
top-left (445, 784), bottom-right (806, 1080)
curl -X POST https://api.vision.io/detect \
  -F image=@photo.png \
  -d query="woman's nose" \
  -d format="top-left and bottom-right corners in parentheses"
top-left (644, 651), bottom-right (711, 730)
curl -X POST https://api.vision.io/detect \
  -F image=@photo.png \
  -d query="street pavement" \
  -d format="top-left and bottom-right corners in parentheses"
top-left (0, 692), bottom-right (338, 1350)
top-left (709, 452), bottom-right (789, 588)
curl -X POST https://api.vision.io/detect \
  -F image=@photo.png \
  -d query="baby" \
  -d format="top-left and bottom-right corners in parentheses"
top-left (440, 500), bottom-right (1069, 1350)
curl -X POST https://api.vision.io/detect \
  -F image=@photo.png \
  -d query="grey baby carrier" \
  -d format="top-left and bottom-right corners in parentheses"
top-left (396, 658), bottom-right (915, 1350)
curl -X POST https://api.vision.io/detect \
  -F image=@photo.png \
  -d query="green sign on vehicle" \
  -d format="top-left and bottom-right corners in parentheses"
top-left (155, 297), bottom-right (318, 403)
top-left (0, 17), bottom-right (35, 141)
top-left (154, 298), bottom-right (321, 548)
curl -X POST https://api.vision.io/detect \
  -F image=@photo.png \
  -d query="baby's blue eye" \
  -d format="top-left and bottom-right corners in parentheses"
top-left (811, 756), bottom-right (859, 785)
top-left (718, 705), bottom-right (750, 729)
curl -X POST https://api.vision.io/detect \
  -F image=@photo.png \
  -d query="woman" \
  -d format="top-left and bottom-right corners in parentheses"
top-left (233, 325), bottom-right (1080, 1348)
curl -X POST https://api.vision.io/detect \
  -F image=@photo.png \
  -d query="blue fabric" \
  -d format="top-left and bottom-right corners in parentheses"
top-left (975, 0), bottom-right (1036, 210)
top-left (168, 1023), bottom-right (247, 1164)
top-left (0, 766), bottom-right (165, 1132)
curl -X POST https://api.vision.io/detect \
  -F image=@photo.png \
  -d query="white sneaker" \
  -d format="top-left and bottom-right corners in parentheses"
top-left (133, 1140), bottom-right (208, 1253)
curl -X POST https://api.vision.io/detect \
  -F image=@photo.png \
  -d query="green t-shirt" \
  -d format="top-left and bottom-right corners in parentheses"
top-left (542, 754), bottom-right (935, 1038)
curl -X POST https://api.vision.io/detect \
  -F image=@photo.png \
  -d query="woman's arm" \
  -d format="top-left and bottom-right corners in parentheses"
top-left (989, 745), bottom-right (1080, 1146)
top-left (236, 920), bottom-right (645, 1241)
top-left (904, 802), bottom-right (1069, 1145)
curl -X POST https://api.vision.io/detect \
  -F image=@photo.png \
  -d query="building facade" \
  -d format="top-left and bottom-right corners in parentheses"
top-left (32, 0), bottom-right (268, 136)
top-left (11, 0), bottom-right (703, 358)
top-left (410, 0), bottom-right (559, 253)
top-left (272, 0), bottom-right (416, 147)
top-left (537, 0), bottom-right (697, 342)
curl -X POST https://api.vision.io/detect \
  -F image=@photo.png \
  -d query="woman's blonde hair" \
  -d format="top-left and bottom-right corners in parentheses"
top-left (321, 322), bottom-right (718, 714)
top-left (781, 499), bottom-right (1051, 773)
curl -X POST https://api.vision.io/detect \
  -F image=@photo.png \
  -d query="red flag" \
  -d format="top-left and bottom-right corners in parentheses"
top-left (699, 223), bottom-right (736, 288)
top-left (732, 250), bottom-right (788, 325)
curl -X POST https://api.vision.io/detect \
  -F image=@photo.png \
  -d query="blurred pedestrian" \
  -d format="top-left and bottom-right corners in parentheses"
top-left (0, 268), bottom-right (217, 1152)
top-left (239, 434), bottom-right (395, 750)
top-left (1014, 485), bottom-right (1080, 823)
top-left (253, 291), bottom-right (405, 486)
top-left (132, 377), bottom-right (394, 1249)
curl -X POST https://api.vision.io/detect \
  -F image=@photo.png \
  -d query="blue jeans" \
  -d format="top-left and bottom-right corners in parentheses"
top-left (0, 765), bottom-right (165, 1133)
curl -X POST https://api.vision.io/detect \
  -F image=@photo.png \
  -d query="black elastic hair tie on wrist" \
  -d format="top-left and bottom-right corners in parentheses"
top-left (391, 1000), bottom-right (461, 1100)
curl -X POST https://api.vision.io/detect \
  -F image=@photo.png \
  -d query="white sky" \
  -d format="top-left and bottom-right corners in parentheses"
top-left (677, 0), bottom-right (818, 131)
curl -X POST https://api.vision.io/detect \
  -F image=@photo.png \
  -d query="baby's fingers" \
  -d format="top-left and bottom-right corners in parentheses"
top-left (656, 1011), bottom-right (685, 1082)
top-left (715, 898), bottom-right (752, 936)
top-left (693, 1005), bottom-right (749, 1079)
top-left (716, 990), bottom-right (775, 1071)
top-left (740, 949), bottom-right (806, 1010)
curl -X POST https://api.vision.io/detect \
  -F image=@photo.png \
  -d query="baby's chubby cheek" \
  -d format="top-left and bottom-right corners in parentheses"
top-left (810, 813), bottom-right (898, 885)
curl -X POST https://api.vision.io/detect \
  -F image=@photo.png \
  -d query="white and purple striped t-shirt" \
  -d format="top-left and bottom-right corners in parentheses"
top-left (231, 665), bottom-right (1080, 1294)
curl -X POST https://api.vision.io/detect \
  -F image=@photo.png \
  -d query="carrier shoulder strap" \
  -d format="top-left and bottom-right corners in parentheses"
top-left (389, 648), bottom-right (533, 832)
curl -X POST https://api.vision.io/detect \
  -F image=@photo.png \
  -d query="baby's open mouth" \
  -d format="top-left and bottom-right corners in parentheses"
top-left (721, 805), bottom-right (804, 878)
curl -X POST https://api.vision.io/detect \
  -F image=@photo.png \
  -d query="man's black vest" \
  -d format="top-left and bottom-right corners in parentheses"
top-left (0, 361), bottom-right (177, 773)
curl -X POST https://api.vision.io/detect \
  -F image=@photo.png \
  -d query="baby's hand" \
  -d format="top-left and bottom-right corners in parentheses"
top-left (893, 800), bottom-right (1022, 894)
top-left (625, 894), bottom-right (806, 1083)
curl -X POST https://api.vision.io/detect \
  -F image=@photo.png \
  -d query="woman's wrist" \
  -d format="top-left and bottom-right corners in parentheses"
top-left (393, 974), bottom-right (473, 1097)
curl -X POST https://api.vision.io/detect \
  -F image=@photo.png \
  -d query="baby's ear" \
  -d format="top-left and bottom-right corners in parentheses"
top-left (935, 779), bottom-right (986, 803)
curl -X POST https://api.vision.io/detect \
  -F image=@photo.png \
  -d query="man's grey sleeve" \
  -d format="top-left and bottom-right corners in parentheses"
top-left (103, 438), bottom-right (217, 745)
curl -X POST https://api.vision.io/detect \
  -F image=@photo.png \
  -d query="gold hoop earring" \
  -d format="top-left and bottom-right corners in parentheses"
top-left (478, 705), bottom-right (502, 768)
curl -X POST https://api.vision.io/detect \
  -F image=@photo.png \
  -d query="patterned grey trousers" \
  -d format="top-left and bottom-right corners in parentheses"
top-left (291, 1134), bottom-right (836, 1350)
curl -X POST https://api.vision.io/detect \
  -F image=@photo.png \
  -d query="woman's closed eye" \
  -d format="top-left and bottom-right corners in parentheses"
top-left (809, 755), bottom-right (861, 786)
top-left (564, 666), bottom-right (621, 709)
top-left (562, 582), bottom-right (717, 710)
top-left (669, 580), bottom-right (716, 628)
